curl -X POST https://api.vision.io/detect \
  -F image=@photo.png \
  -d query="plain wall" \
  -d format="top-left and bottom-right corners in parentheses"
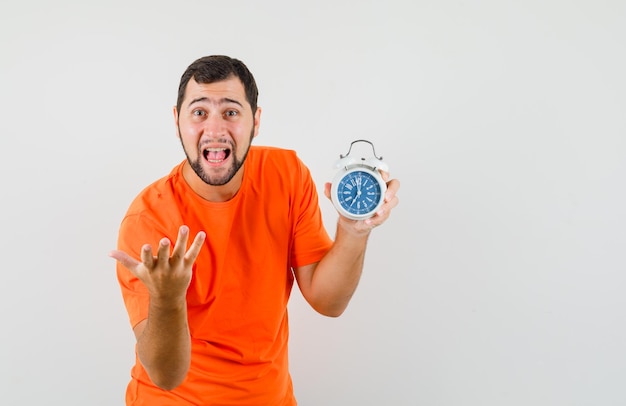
top-left (1, 1), bottom-right (624, 405)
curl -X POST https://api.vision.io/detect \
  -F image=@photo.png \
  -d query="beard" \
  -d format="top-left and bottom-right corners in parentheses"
top-left (181, 127), bottom-right (255, 186)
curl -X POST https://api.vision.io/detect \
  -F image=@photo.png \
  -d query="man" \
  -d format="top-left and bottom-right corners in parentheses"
top-left (110, 55), bottom-right (400, 405)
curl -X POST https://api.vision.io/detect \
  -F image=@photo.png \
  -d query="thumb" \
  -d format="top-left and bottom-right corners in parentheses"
top-left (109, 250), bottom-right (141, 275)
top-left (323, 182), bottom-right (331, 200)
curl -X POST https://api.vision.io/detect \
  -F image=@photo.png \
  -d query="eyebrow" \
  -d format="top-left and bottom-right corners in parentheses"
top-left (188, 97), bottom-right (243, 108)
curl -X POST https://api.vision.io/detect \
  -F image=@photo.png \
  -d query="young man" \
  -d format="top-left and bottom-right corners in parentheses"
top-left (110, 55), bottom-right (400, 405)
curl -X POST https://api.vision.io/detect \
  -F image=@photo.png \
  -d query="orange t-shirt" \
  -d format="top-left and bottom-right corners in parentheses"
top-left (116, 146), bottom-right (332, 405)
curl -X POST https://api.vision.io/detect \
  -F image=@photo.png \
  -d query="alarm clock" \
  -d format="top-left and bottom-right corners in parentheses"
top-left (330, 140), bottom-right (389, 220)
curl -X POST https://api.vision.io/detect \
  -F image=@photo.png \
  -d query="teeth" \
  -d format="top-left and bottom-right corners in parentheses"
top-left (203, 147), bottom-right (229, 163)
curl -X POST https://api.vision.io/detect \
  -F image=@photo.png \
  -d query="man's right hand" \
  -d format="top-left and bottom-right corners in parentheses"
top-left (110, 225), bottom-right (206, 302)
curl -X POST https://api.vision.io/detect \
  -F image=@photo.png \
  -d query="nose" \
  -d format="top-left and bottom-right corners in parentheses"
top-left (203, 113), bottom-right (226, 138)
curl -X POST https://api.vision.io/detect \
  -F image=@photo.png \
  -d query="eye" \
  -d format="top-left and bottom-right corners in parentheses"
top-left (192, 109), bottom-right (206, 117)
top-left (224, 109), bottom-right (238, 118)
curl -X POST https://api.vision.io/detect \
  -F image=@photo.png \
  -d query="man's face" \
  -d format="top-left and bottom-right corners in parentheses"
top-left (175, 77), bottom-right (261, 186)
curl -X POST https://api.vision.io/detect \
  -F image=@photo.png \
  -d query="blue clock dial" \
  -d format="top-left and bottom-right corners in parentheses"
top-left (337, 170), bottom-right (383, 215)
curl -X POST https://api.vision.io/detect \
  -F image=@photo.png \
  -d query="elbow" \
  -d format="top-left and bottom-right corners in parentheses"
top-left (314, 303), bottom-right (348, 318)
top-left (157, 383), bottom-right (182, 391)
top-left (302, 289), bottom-right (353, 318)
top-left (145, 365), bottom-right (189, 391)
top-left (138, 351), bottom-right (191, 391)
top-left (151, 374), bottom-right (186, 391)
top-left (322, 310), bottom-right (345, 318)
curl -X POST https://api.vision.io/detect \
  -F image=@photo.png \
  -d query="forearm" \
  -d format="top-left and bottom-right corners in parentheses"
top-left (137, 297), bottom-right (191, 390)
top-left (307, 220), bottom-right (371, 316)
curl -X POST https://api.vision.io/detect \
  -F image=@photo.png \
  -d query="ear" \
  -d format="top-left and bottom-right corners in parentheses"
top-left (173, 106), bottom-right (181, 138)
top-left (252, 107), bottom-right (262, 139)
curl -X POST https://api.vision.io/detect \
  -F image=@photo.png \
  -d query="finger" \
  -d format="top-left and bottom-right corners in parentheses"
top-left (371, 194), bottom-right (399, 225)
top-left (184, 231), bottom-right (206, 264)
top-left (384, 178), bottom-right (400, 202)
top-left (109, 249), bottom-right (141, 275)
top-left (364, 211), bottom-right (387, 229)
top-left (388, 194), bottom-right (400, 209)
top-left (324, 182), bottom-right (331, 200)
top-left (156, 238), bottom-right (171, 266)
top-left (171, 225), bottom-right (190, 263)
top-left (140, 244), bottom-right (155, 268)
top-left (376, 195), bottom-right (399, 219)
top-left (379, 169), bottom-right (390, 182)
top-left (363, 217), bottom-right (377, 228)
top-left (369, 207), bottom-right (388, 223)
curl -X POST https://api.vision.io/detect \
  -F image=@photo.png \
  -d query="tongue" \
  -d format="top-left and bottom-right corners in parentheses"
top-left (207, 150), bottom-right (227, 161)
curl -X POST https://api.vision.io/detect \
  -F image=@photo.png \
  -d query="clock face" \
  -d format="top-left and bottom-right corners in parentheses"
top-left (336, 169), bottom-right (383, 216)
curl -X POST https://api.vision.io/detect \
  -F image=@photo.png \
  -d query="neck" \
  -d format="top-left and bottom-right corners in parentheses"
top-left (182, 161), bottom-right (244, 202)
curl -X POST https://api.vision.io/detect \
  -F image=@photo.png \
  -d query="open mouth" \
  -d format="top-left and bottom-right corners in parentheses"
top-left (203, 147), bottom-right (231, 164)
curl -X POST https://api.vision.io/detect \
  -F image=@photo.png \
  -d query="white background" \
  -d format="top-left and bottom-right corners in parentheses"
top-left (1, 1), bottom-right (625, 405)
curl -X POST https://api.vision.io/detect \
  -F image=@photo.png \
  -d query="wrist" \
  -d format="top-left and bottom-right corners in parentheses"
top-left (336, 217), bottom-right (372, 239)
top-left (149, 295), bottom-right (188, 312)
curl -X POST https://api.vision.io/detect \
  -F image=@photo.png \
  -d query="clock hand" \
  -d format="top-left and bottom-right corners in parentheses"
top-left (349, 184), bottom-right (358, 207)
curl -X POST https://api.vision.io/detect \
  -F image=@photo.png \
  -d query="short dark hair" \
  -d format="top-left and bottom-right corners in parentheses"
top-left (176, 55), bottom-right (259, 115)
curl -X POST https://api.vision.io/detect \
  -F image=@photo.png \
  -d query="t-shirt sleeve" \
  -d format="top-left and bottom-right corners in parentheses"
top-left (289, 157), bottom-right (333, 268)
